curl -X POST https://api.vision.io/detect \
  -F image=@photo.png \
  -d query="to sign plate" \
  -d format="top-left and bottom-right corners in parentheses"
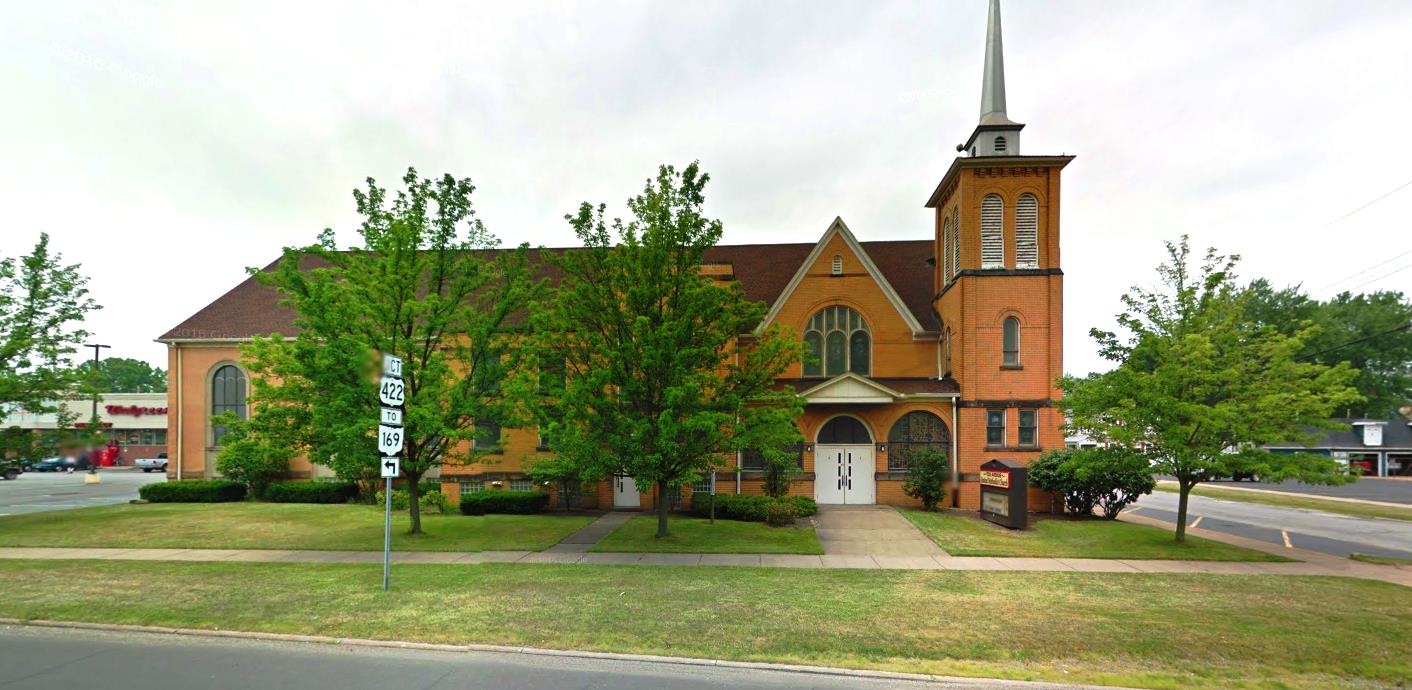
top-left (382, 353), bottom-right (403, 378)
top-left (378, 376), bottom-right (406, 406)
top-left (378, 424), bottom-right (404, 455)
top-left (380, 456), bottom-right (400, 479)
top-left (380, 407), bottom-right (403, 426)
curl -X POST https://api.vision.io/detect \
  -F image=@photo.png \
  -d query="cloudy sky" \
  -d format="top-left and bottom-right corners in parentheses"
top-left (3, 0), bottom-right (1411, 376)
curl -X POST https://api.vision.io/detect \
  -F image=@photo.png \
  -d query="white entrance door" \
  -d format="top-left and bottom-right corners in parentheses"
top-left (814, 445), bottom-right (876, 505)
top-left (613, 474), bottom-right (641, 509)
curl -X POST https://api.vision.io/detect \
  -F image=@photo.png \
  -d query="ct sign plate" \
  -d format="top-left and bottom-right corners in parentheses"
top-left (380, 456), bottom-right (400, 479)
top-left (377, 424), bottom-right (404, 455)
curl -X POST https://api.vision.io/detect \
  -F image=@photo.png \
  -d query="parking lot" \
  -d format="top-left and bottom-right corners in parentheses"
top-left (0, 468), bottom-right (166, 516)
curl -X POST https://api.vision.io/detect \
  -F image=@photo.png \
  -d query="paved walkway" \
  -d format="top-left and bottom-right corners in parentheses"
top-left (544, 511), bottom-right (632, 553)
top-left (1, 545), bottom-right (1407, 585)
top-left (812, 505), bottom-right (944, 556)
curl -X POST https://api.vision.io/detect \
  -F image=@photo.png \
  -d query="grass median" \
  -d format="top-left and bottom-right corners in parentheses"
top-left (902, 510), bottom-right (1289, 561)
top-left (1155, 483), bottom-right (1412, 522)
top-left (0, 559), bottom-right (1407, 689)
top-left (0, 503), bottom-right (595, 552)
top-left (589, 516), bottom-right (823, 554)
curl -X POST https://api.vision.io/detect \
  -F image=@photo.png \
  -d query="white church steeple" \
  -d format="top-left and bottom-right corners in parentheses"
top-left (961, 0), bottom-right (1024, 157)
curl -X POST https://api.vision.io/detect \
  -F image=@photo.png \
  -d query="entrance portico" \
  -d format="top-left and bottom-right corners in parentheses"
top-left (814, 416), bottom-right (875, 505)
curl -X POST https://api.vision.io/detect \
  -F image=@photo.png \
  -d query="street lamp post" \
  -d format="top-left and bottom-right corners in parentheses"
top-left (83, 344), bottom-right (110, 478)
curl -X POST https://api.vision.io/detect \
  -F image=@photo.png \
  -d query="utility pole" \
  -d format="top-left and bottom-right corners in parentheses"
top-left (83, 343), bottom-right (110, 478)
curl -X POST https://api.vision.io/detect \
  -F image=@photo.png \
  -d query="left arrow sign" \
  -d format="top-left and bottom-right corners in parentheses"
top-left (380, 457), bottom-right (400, 479)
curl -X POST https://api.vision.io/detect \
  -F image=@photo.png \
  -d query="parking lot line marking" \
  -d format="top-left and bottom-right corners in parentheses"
top-left (1281, 530), bottom-right (1293, 548)
top-left (1188, 516), bottom-right (1203, 529)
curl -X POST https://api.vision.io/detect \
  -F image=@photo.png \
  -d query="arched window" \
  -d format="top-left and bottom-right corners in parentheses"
top-left (993, 136), bottom-right (1007, 153)
top-left (818, 415), bottom-right (872, 444)
top-left (1015, 193), bottom-right (1038, 268)
top-left (980, 194), bottom-right (1004, 268)
top-left (210, 364), bottom-right (247, 446)
top-left (951, 209), bottom-right (960, 277)
top-left (887, 411), bottom-right (949, 471)
top-left (941, 217), bottom-right (952, 284)
top-left (1002, 317), bottom-right (1020, 367)
top-left (802, 305), bottom-right (870, 377)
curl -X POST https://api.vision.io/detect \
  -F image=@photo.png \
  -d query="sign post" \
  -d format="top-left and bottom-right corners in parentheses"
top-left (379, 353), bottom-right (405, 591)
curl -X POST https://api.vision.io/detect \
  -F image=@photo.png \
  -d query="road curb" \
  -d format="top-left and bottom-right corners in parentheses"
top-left (1155, 480), bottom-right (1411, 510)
top-left (0, 617), bottom-right (1128, 689)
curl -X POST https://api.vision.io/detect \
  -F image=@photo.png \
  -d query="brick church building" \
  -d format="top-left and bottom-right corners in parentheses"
top-left (159, 0), bottom-right (1069, 511)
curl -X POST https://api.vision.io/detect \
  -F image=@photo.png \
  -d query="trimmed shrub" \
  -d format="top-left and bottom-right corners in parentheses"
top-left (265, 481), bottom-right (358, 504)
top-left (901, 448), bottom-right (950, 511)
top-left (1029, 447), bottom-right (1155, 519)
top-left (139, 480), bottom-right (246, 503)
top-left (765, 501), bottom-right (799, 527)
top-left (688, 493), bottom-right (816, 522)
top-left (419, 490), bottom-right (450, 514)
top-left (375, 488), bottom-right (410, 511)
top-left (459, 490), bottom-right (549, 515)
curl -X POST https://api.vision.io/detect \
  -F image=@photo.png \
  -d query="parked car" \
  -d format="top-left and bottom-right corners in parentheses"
top-left (135, 452), bottom-right (168, 473)
top-left (31, 456), bottom-right (89, 472)
top-left (1, 458), bottom-right (21, 481)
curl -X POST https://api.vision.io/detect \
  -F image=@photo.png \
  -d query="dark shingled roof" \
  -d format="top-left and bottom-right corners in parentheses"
top-left (158, 240), bottom-right (936, 341)
top-left (1268, 419), bottom-right (1412, 451)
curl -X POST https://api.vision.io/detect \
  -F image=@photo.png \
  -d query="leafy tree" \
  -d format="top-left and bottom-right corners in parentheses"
top-left (900, 448), bottom-right (950, 511)
top-left (225, 168), bottom-right (540, 532)
top-left (1062, 237), bottom-right (1362, 541)
top-left (0, 233), bottom-right (100, 413)
top-left (73, 357), bottom-right (166, 393)
top-left (1244, 279), bottom-right (1412, 416)
top-left (535, 162), bottom-right (804, 538)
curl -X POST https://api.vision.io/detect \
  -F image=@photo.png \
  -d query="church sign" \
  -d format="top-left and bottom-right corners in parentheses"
top-left (978, 458), bottom-right (1027, 530)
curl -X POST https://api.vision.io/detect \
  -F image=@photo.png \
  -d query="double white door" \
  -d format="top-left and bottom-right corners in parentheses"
top-left (814, 445), bottom-right (875, 504)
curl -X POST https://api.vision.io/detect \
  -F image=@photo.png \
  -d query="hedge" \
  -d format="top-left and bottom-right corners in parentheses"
top-left (459, 490), bottom-right (549, 515)
top-left (688, 493), bottom-right (816, 522)
top-left (265, 481), bottom-right (358, 504)
top-left (139, 480), bottom-right (247, 503)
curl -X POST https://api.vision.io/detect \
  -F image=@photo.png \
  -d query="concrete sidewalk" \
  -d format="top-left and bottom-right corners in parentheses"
top-left (2, 545), bottom-right (1407, 586)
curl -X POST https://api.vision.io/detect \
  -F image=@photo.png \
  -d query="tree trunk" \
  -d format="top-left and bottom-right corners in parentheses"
top-left (656, 479), bottom-right (670, 538)
top-left (406, 470), bottom-right (423, 535)
top-left (1175, 479), bottom-right (1191, 543)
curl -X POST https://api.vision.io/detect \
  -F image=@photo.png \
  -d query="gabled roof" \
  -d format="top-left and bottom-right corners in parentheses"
top-left (775, 375), bottom-right (959, 403)
top-left (158, 234), bottom-right (938, 342)
top-left (752, 217), bottom-right (930, 337)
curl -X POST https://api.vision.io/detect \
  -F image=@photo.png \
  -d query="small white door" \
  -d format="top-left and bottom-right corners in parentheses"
top-left (815, 445), bottom-right (876, 505)
top-left (613, 474), bottom-right (641, 509)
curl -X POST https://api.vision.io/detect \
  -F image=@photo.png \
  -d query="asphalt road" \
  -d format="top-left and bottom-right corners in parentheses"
top-left (1201, 477), bottom-right (1412, 504)
top-left (1130, 490), bottom-right (1412, 560)
top-left (0, 468), bottom-right (165, 516)
top-left (0, 625), bottom-right (1097, 690)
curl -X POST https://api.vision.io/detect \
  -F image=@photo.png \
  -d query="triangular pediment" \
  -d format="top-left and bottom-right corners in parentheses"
top-left (754, 217), bottom-right (926, 336)
top-left (798, 373), bottom-right (902, 404)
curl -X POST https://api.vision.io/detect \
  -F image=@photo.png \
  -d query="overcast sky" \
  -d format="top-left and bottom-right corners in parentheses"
top-left (3, 0), bottom-right (1411, 376)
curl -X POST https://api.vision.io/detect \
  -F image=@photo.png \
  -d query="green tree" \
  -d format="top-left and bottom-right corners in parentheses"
top-left (74, 357), bottom-right (166, 393)
top-left (1244, 279), bottom-right (1412, 416)
top-left (534, 162), bottom-right (804, 538)
top-left (1062, 237), bottom-right (1362, 542)
top-left (0, 233), bottom-right (100, 413)
top-left (225, 168), bottom-right (540, 532)
top-left (901, 448), bottom-right (950, 511)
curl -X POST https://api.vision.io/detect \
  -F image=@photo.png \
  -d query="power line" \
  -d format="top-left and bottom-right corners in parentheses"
top-left (1316, 249), bottom-right (1412, 293)
top-left (1298, 321), bottom-right (1412, 361)
top-left (1342, 262), bottom-right (1412, 294)
top-left (1322, 177), bottom-right (1412, 228)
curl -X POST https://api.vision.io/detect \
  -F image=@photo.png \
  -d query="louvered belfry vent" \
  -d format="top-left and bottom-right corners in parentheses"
top-left (980, 194), bottom-right (1004, 268)
top-left (941, 218), bottom-right (951, 283)
top-left (1015, 193), bottom-right (1038, 268)
top-left (951, 210), bottom-right (961, 277)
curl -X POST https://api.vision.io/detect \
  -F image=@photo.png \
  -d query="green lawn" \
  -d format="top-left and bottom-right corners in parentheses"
top-left (1156, 483), bottom-right (1412, 522)
top-left (902, 510), bottom-right (1289, 561)
top-left (590, 516), bottom-right (823, 554)
top-left (0, 559), bottom-right (1406, 689)
top-left (0, 503), bottom-right (594, 552)
top-left (1351, 553), bottom-right (1412, 567)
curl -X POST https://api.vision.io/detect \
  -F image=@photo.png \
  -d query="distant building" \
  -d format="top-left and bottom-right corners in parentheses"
top-left (0, 392), bottom-right (168, 465)
top-left (1266, 419), bottom-right (1412, 478)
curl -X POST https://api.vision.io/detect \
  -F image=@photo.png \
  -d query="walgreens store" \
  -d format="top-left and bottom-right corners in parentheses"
top-left (1, 392), bottom-right (168, 466)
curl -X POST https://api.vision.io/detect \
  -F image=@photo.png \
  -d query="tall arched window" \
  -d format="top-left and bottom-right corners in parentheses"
top-left (1002, 317), bottom-right (1020, 367)
top-left (951, 209), bottom-right (960, 277)
top-left (941, 217), bottom-right (952, 284)
top-left (1015, 193), bottom-right (1039, 268)
top-left (802, 305), bottom-right (870, 377)
top-left (980, 194), bottom-right (1004, 268)
top-left (211, 365), bottom-right (247, 446)
top-left (887, 411), bottom-right (949, 471)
